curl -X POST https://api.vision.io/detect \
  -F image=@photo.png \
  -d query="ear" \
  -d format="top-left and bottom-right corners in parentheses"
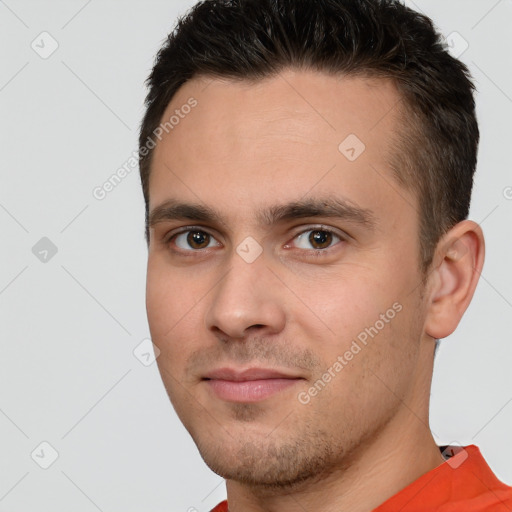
top-left (424, 220), bottom-right (485, 339)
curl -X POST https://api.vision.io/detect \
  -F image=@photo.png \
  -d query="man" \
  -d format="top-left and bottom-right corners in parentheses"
top-left (138, 0), bottom-right (512, 510)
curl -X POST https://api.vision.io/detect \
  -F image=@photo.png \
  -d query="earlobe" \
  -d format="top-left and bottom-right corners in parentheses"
top-left (424, 220), bottom-right (485, 340)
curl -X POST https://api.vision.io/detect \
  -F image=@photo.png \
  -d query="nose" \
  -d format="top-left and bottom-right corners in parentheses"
top-left (204, 250), bottom-right (287, 341)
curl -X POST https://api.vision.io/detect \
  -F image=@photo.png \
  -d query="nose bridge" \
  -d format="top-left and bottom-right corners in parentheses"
top-left (205, 246), bottom-right (286, 339)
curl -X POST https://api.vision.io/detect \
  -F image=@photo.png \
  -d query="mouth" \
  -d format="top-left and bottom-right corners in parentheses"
top-left (203, 367), bottom-right (304, 403)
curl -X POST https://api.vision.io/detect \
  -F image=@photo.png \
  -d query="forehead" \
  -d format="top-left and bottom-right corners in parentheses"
top-left (149, 69), bottom-right (415, 230)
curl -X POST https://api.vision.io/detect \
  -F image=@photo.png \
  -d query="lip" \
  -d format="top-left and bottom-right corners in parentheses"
top-left (203, 367), bottom-right (303, 403)
top-left (204, 367), bottom-right (298, 381)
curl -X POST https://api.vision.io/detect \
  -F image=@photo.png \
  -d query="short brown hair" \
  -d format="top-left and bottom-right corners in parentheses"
top-left (139, 0), bottom-right (479, 274)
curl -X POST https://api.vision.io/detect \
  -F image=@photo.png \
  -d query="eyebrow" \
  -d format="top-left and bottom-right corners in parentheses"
top-left (148, 197), bottom-right (376, 231)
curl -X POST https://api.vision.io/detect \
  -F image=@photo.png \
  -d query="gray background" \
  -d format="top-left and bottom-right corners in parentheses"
top-left (1, 0), bottom-right (511, 510)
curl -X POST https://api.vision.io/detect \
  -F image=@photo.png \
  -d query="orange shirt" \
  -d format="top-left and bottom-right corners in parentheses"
top-left (210, 445), bottom-right (512, 511)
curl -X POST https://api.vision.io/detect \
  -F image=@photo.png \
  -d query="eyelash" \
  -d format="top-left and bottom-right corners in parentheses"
top-left (164, 225), bottom-right (346, 256)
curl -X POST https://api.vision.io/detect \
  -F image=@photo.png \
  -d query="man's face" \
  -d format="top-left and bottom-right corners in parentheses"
top-left (146, 69), bottom-right (432, 486)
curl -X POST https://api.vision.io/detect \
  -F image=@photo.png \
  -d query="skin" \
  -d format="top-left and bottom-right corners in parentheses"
top-left (145, 68), bottom-right (485, 512)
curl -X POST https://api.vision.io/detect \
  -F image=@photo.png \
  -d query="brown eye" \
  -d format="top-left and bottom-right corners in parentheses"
top-left (309, 230), bottom-right (333, 249)
top-left (291, 228), bottom-right (343, 251)
top-left (187, 230), bottom-right (210, 249)
top-left (172, 229), bottom-right (221, 251)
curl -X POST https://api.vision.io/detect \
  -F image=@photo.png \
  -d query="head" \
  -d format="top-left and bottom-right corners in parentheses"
top-left (140, 0), bottom-right (484, 490)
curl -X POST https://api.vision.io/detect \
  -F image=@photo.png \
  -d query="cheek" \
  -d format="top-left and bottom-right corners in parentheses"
top-left (147, 255), bottom-right (198, 323)
top-left (291, 267), bottom-right (417, 385)
top-left (146, 258), bottom-right (204, 363)
top-left (298, 306), bottom-right (418, 435)
top-left (290, 267), bottom-right (396, 346)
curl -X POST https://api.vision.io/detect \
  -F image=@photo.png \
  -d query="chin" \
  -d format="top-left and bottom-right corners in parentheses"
top-left (192, 424), bottom-right (346, 489)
